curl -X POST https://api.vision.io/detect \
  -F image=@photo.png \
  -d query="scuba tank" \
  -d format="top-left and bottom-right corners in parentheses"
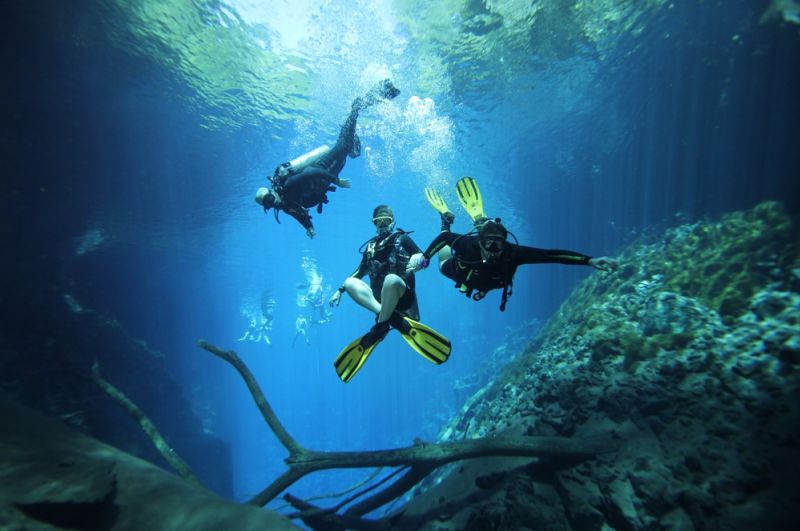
top-left (287, 144), bottom-right (330, 173)
top-left (272, 144), bottom-right (331, 188)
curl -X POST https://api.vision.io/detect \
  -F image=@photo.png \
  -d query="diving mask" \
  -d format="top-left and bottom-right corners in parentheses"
top-left (372, 215), bottom-right (394, 229)
top-left (479, 236), bottom-right (505, 256)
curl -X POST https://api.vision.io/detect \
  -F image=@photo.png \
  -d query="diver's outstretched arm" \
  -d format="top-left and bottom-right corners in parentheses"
top-left (282, 207), bottom-right (315, 239)
top-left (421, 231), bottom-right (460, 260)
top-left (514, 245), bottom-right (593, 266)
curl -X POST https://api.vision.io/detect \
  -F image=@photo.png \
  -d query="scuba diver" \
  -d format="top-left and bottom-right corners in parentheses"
top-left (292, 316), bottom-right (310, 348)
top-left (237, 316), bottom-right (271, 344)
top-left (238, 289), bottom-right (275, 344)
top-left (297, 255), bottom-right (333, 323)
top-left (408, 177), bottom-right (619, 311)
top-left (257, 316), bottom-right (272, 345)
top-left (307, 289), bottom-right (333, 324)
top-left (237, 317), bottom-right (259, 342)
top-left (255, 79), bottom-right (401, 238)
top-left (292, 256), bottom-right (334, 348)
top-left (328, 205), bottom-right (451, 383)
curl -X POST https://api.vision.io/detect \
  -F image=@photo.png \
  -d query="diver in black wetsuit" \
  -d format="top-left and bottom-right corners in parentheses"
top-left (329, 204), bottom-right (421, 322)
top-left (327, 205), bottom-right (451, 383)
top-left (255, 79), bottom-right (400, 238)
top-left (409, 216), bottom-right (618, 311)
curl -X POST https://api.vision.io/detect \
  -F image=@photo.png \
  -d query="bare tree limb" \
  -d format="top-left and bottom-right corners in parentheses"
top-left (245, 421), bottom-right (602, 508)
top-left (344, 464), bottom-right (436, 517)
top-left (250, 467), bottom-right (311, 506)
top-left (288, 466), bottom-right (408, 520)
top-left (197, 340), bottom-right (304, 455)
top-left (91, 360), bottom-right (199, 485)
top-left (274, 468), bottom-right (386, 511)
top-left (197, 339), bottom-right (611, 517)
top-left (283, 494), bottom-right (388, 531)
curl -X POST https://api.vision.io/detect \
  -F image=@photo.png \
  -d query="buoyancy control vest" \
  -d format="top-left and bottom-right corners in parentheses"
top-left (452, 251), bottom-right (517, 311)
top-left (360, 230), bottom-right (414, 285)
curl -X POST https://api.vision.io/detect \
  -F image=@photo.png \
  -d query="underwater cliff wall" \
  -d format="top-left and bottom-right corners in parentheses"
top-left (405, 201), bottom-right (799, 530)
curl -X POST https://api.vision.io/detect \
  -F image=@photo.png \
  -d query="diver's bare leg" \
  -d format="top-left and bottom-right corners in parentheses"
top-left (377, 274), bottom-right (406, 323)
top-left (437, 246), bottom-right (453, 271)
top-left (343, 277), bottom-right (381, 314)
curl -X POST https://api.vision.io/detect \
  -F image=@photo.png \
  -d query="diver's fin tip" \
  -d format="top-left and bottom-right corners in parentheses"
top-left (334, 323), bottom-right (390, 382)
top-left (390, 314), bottom-right (452, 365)
top-left (377, 79), bottom-right (400, 100)
top-left (456, 176), bottom-right (486, 223)
top-left (424, 187), bottom-right (450, 215)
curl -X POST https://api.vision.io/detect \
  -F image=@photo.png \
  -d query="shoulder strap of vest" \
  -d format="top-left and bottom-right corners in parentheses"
top-left (359, 230), bottom-right (401, 255)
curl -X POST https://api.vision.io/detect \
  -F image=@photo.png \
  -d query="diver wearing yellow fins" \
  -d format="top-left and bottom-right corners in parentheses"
top-left (409, 177), bottom-right (619, 311)
top-left (254, 79), bottom-right (400, 238)
top-left (328, 205), bottom-right (451, 383)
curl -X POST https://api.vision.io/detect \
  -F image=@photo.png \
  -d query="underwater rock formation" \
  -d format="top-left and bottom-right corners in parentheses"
top-left (404, 201), bottom-right (799, 530)
top-left (0, 399), bottom-right (298, 530)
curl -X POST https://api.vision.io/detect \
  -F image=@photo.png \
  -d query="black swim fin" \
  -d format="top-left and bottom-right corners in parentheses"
top-left (334, 321), bottom-right (390, 383)
top-left (361, 79), bottom-right (400, 107)
top-left (389, 313), bottom-right (451, 364)
top-left (377, 79), bottom-right (400, 100)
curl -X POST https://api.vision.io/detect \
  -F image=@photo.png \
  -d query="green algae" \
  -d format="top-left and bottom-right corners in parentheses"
top-left (528, 201), bottom-right (798, 376)
top-left (659, 202), bottom-right (794, 321)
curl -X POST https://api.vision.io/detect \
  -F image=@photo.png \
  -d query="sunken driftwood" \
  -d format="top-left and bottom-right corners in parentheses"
top-left (197, 339), bottom-right (606, 522)
top-left (91, 360), bottom-right (200, 485)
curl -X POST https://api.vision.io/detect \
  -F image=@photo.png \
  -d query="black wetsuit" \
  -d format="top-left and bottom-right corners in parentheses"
top-left (348, 230), bottom-right (422, 320)
top-left (422, 231), bottom-right (592, 311)
top-left (274, 104), bottom-right (361, 232)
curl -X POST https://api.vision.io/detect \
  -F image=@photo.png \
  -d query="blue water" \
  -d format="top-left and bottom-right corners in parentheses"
top-left (2, 0), bottom-right (798, 514)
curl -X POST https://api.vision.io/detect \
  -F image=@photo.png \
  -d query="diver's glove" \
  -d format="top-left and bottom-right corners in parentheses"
top-left (588, 256), bottom-right (619, 273)
top-left (406, 253), bottom-right (430, 274)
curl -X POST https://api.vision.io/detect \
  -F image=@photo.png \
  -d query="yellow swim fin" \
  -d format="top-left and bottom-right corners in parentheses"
top-left (424, 188), bottom-right (450, 215)
top-left (334, 323), bottom-right (390, 383)
top-left (389, 314), bottom-right (451, 365)
top-left (456, 176), bottom-right (487, 225)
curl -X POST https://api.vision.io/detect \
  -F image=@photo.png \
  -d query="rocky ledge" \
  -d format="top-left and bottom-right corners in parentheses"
top-left (403, 201), bottom-right (799, 530)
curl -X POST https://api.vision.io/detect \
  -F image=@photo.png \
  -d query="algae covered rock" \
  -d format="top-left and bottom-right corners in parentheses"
top-left (407, 202), bottom-right (800, 530)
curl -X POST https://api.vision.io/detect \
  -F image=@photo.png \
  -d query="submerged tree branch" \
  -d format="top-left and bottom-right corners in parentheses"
top-left (344, 464), bottom-right (436, 517)
top-left (284, 494), bottom-right (388, 531)
top-left (275, 467), bottom-right (386, 512)
top-left (286, 466), bottom-right (407, 520)
top-left (246, 433), bottom-right (602, 507)
top-left (197, 340), bottom-right (304, 455)
top-left (91, 360), bottom-right (199, 485)
top-left (197, 339), bottom-right (610, 518)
